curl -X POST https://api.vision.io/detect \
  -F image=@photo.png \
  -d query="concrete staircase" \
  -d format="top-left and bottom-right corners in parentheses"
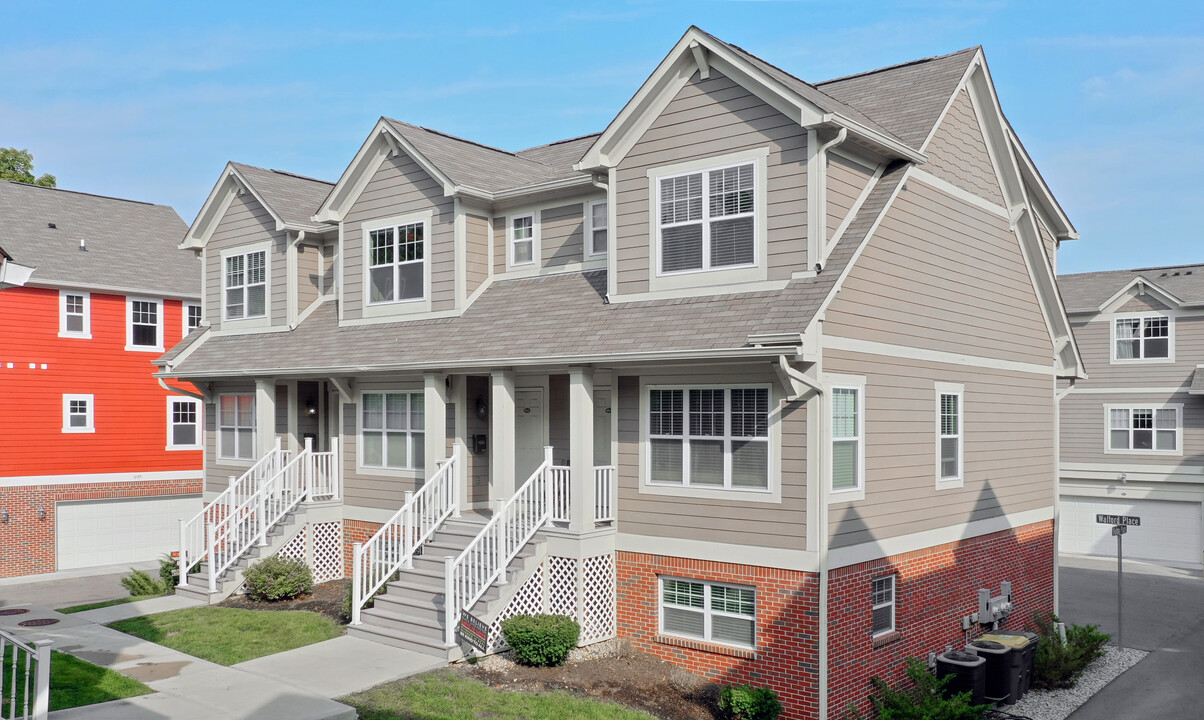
top-left (176, 508), bottom-right (307, 604)
top-left (347, 512), bottom-right (547, 660)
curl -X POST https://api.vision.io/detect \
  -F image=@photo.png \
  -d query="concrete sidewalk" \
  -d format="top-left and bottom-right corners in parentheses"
top-left (0, 561), bottom-right (157, 609)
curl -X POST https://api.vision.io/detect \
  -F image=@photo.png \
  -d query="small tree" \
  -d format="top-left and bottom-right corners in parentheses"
top-left (1, 148), bottom-right (56, 187)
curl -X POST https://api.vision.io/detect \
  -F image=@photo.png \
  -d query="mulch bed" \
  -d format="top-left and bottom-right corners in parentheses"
top-left (464, 643), bottom-right (722, 720)
top-left (216, 578), bottom-right (349, 624)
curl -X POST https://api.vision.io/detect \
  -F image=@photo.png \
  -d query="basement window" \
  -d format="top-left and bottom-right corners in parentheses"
top-left (660, 577), bottom-right (756, 649)
top-left (872, 575), bottom-right (896, 637)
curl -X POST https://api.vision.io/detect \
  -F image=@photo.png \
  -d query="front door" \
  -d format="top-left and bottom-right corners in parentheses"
top-left (514, 388), bottom-right (545, 482)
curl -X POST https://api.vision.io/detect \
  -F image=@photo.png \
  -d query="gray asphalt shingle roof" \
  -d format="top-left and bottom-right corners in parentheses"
top-left (1059, 265), bottom-right (1204, 314)
top-left (230, 163), bottom-right (333, 231)
top-left (0, 181), bottom-right (196, 295)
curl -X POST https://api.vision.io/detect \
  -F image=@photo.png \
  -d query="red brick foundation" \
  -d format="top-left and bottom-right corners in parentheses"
top-left (0, 477), bottom-right (203, 578)
top-left (342, 519), bottom-right (384, 577)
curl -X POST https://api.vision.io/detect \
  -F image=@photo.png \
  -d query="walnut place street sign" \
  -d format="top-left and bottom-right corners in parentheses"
top-left (1096, 514), bottom-right (1140, 526)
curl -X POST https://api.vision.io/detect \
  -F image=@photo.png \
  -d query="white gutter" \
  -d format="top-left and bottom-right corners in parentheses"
top-left (158, 377), bottom-right (204, 401)
top-left (820, 112), bottom-right (926, 165)
top-left (0, 259), bottom-right (35, 287)
top-left (451, 174), bottom-right (597, 204)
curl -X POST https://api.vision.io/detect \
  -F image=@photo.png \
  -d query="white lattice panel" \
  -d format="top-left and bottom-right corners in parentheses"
top-left (277, 526), bottom-right (307, 563)
top-left (313, 522), bottom-right (343, 583)
top-left (548, 556), bottom-right (577, 618)
top-left (487, 563), bottom-right (544, 651)
top-left (580, 554), bottom-right (616, 642)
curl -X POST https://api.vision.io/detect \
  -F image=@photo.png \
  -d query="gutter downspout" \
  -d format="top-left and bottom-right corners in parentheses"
top-left (809, 129), bottom-right (848, 273)
top-left (158, 376), bottom-right (204, 401)
top-left (1052, 379), bottom-right (1076, 615)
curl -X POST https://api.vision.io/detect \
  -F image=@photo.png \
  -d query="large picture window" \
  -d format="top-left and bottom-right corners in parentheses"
top-left (647, 387), bottom-right (769, 490)
top-left (657, 162), bottom-right (755, 274)
top-left (225, 250), bottom-right (267, 320)
top-left (1108, 406), bottom-right (1179, 453)
top-left (1114, 315), bottom-right (1170, 360)
top-left (361, 392), bottom-right (425, 471)
top-left (219, 394), bottom-right (255, 461)
top-left (368, 222), bottom-right (425, 303)
top-left (660, 578), bottom-right (756, 648)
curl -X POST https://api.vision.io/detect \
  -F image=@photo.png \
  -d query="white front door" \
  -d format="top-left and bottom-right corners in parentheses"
top-left (514, 389), bottom-right (545, 482)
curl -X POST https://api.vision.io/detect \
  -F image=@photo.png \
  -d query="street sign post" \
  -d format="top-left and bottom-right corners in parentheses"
top-left (1096, 514), bottom-right (1139, 648)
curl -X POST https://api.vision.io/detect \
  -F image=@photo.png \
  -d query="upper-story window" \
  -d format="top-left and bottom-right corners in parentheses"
top-left (647, 386), bottom-right (769, 491)
top-left (936, 383), bottom-right (964, 488)
top-left (586, 201), bottom-right (607, 257)
top-left (1113, 315), bottom-right (1171, 361)
top-left (62, 394), bottom-right (95, 433)
top-left (225, 250), bottom-right (267, 320)
top-left (510, 214), bottom-right (535, 266)
top-left (1108, 405), bottom-right (1180, 454)
top-left (831, 386), bottom-right (864, 496)
top-left (59, 290), bottom-right (91, 338)
top-left (657, 162), bottom-right (755, 275)
top-left (126, 297), bottom-right (163, 351)
top-left (368, 221), bottom-right (425, 303)
top-left (185, 303), bottom-right (203, 333)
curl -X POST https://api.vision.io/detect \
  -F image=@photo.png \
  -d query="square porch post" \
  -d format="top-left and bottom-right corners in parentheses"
top-left (490, 369), bottom-right (516, 501)
top-left (254, 378), bottom-right (277, 458)
top-left (568, 367), bottom-right (594, 532)
top-left (423, 372), bottom-right (448, 481)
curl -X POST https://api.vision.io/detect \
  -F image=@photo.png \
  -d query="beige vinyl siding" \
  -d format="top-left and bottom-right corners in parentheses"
top-left (613, 69), bottom-right (808, 296)
top-left (541, 204), bottom-right (585, 268)
top-left (548, 374), bottom-right (570, 463)
top-left (1067, 314), bottom-right (1203, 388)
top-left (824, 177), bottom-right (1053, 365)
top-left (466, 214), bottom-right (490, 297)
top-left (1117, 294), bottom-right (1171, 313)
top-left (1037, 220), bottom-right (1057, 268)
top-left (204, 192), bottom-right (288, 331)
top-left (1060, 390), bottom-right (1201, 468)
top-left (615, 370), bottom-right (808, 551)
top-left (339, 401), bottom-right (422, 510)
top-left (492, 217), bottom-right (507, 276)
top-left (825, 349), bottom-right (1054, 548)
top-left (924, 89), bottom-right (1005, 206)
top-left (827, 154), bottom-right (874, 243)
top-left (322, 244), bottom-right (335, 295)
top-left (203, 381), bottom-right (256, 493)
top-left (296, 243), bottom-right (321, 310)
top-left (341, 152), bottom-right (455, 320)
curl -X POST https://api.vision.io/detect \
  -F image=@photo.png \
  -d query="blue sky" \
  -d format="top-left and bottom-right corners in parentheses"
top-left (2, 1), bottom-right (1200, 274)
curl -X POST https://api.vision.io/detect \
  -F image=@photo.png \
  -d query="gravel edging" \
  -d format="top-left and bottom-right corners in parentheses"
top-left (1006, 645), bottom-right (1147, 720)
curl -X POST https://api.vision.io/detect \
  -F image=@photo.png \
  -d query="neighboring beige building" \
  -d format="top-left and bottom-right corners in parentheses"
top-left (1058, 266), bottom-right (1204, 569)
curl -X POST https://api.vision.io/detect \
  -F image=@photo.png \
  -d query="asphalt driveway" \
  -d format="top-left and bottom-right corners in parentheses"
top-left (1059, 554), bottom-right (1204, 719)
top-left (0, 561), bottom-right (155, 609)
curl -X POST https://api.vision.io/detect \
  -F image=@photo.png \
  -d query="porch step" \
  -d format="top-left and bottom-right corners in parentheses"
top-left (346, 622), bottom-right (458, 660)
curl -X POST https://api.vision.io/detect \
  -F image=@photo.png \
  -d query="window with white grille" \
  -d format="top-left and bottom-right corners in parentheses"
top-left (63, 394), bottom-right (94, 433)
top-left (647, 386), bottom-right (769, 490)
top-left (225, 250), bottom-right (267, 320)
top-left (60, 291), bottom-right (90, 337)
top-left (1114, 315), bottom-right (1171, 361)
top-left (127, 297), bottom-right (163, 350)
top-left (656, 162), bottom-right (755, 274)
top-left (367, 221), bottom-right (426, 304)
top-left (185, 304), bottom-right (203, 333)
top-left (360, 392), bottom-right (425, 471)
top-left (660, 577), bottom-right (756, 648)
top-left (511, 214), bottom-right (535, 266)
top-left (168, 398), bottom-right (202, 450)
top-left (219, 394), bottom-right (255, 460)
top-left (1108, 406), bottom-right (1180, 453)
top-left (587, 201), bottom-right (607, 256)
top-left (872, 575), bottom-right (896, 636)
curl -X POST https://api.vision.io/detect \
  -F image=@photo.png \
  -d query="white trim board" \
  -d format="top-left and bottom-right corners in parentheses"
top-left (615, 532), bottom-right (819, 572)
top-left (0, 470), bottom-right (204, 488)
top-left (823, 335), bottom-right (1055, 376)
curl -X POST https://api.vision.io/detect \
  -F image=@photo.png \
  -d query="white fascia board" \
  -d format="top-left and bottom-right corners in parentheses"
top-left (819, 112), bottom-right (926, 164)
top-left (180, 165), bottom-right (241, 250)
top-left (1009, 129), bottom-right (1078, 239)
top-left (1098, 276), bottom-right (1184, 314)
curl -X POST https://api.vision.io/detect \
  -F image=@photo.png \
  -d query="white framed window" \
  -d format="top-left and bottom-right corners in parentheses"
top-left (63, 394), bottom-right (95, 433)
top-left (59, 291), bottom-right (91, 338)
top-left (586, 200), bottom-right (607, 257)
top-left (660, 577), bottom-right (756, 649)
top-left (359, 392), bottom-right (425, 472)
top-left (830, 385), bottom-right (864, 497)
top-left (367, 220), bottom-right (427, 304)
top-left (871, 575), bottom-right (896, 637)
top-left (167, 397), bottom-right (202, 450)
top-left (510, 213), bottom-right (535, 266)
top-left (646, 386), bottom-right (770, 491)
top-left (936, 383), bottom-right (964, 488)
top-left (185, 303), bottom-right (203, 334)
top-left (656, 162), bottom-right (756, 275)
top-left (1106, 405), bottom-right (1181, 454)
top-left (126, 297), bottom-right (163, 351)
top-left (1112, 314), bottom-right (1172, 362)
top-left (218, 394), bottom-right (256, 461)
top-left (224, 250), bottom-right (268, 320)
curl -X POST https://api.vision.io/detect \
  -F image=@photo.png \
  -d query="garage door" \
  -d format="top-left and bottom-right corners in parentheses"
top-left (1060, 497), bottom-right (1202, 567)
top-left (56, 495), bottom-right (203, 570)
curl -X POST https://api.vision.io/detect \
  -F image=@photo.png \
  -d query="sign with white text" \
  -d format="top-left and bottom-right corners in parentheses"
top-left (1096, 514), bottom-right (1140, 526)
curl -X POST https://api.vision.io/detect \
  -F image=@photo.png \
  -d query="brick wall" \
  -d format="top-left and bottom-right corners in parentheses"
top-left (0, 477), bottom-right (202, 577)
top-left (342, 518), bottom-right (383, 577)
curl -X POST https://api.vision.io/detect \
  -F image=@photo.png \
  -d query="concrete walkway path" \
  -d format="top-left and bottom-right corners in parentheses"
top-left (0, 561), bottom-right (157, 609)
top-left (72, 595), bottom-right (202, 624)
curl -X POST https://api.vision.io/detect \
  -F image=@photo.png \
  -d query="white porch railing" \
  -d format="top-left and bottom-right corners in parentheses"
top-left (350, 446), bottom-right (462, 625)
top-left (445, 447), bottom-right (554, 646)
top-left (593, 466), bottom-right (615, 523)
top-left (307, 447), bottom-right (340, 501)
top-left (177, 438), bottom-right (289, 586)
top-left (547, 464), bottom-right (616, 524)
top-left (1, 629), bottom-right (50, 720)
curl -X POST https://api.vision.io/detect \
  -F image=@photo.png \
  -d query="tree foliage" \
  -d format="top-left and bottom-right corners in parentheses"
top-left (0, 147), bottom-right (56, 187)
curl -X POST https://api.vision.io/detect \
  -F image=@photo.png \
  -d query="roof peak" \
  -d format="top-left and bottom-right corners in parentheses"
top-left (816, 46), bottom-right (981, 86)
top-left (384, 118), bottom-right (522, 159)
top-left (0, 179), bottom-right (162, 207)
top-left (230, 162), bottom-right (334, 186)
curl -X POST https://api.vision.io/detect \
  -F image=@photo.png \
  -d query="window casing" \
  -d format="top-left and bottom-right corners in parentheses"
top-left (831, 386), bottom-right (864, 495)
top-left (168, 398), bottom-right (202, 450)
top-left (1107, 405), bottom-right (1180, 453)
top-left (59, 291), bottom-right (91, 338)
top-left (660, 577), bottom-right (756, 648)
top-left (225, 250), bottom-right (268, 320)
top-left (126, 297), bottom-right (163, 351)
top-left (510, 214), bottom-right (535, 266)
top-left (647, 386), bottom-right (770, 491)
top-left (218, 394), bottom-right (256, 461)
top-left (586, 200), bottom-right (607, 257)
top-left (63, 394), bottom-right (94, 433)
top-left (360, 392), bottom-right (425, 472)
top-left (1113, 315), bottom-right (1171, 361)
top-left (872, 575), bottom-right (896, 637)
top-left (656, 162), bottom-right (755, 275)
top-left (937, 386), bottom-right (963, 486)
top-left (367, 221), bottom-right (426, 304)
top-left (185, 303), bottom-right (203, 334)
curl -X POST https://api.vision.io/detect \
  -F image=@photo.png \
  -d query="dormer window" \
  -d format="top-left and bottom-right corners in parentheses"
top-left (511, 214), bottom-right (535, 266)
top-left (368, 221), bottom-right (426, 303)
top-left (1113, 315), bottom-right (1171, 361)
top-left (587, 201), bottom-right (608, 257)
top-left (657, 162), bottom-right (755, 275)
top-left (225, 250), bottom-right (267, 320)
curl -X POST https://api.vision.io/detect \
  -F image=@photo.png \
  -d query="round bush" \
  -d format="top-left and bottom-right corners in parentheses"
top-left (719, 684), bottom-right (782, 720)
top-left (499, 613), bottom-right (580, 667)
top-left (242, 556), bottom-right (313, 602)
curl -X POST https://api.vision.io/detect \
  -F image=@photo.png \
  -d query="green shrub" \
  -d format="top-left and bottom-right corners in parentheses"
top-left (1031, 613), bottom-right (1110, 689)
top-left (850, 657), bottom-right (989, 720)
top-left (242, 556), bottom-right (313, 602)
top-left (121, 569), bottom-right (169, 597)
top-left (719, 684), bottom-right (782, 720)
top-left (499, 613), bottom-right (580, 667)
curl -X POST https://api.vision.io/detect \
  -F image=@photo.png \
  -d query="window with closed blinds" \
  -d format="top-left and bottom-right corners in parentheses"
top-left (660, 577), bottom-right (756, 648)
top-left (647, 386), bottom-right (770, 490)
top-left (831, 387), bottom-right (862, 492)
top-left (657, 163), bottom-right (755, 274)
top-left (939, 392), bottom-right (961, 481)
top-left (225, 250), bottom-right (267, 319)
top-left (871, 575), bottom-right (896, 636)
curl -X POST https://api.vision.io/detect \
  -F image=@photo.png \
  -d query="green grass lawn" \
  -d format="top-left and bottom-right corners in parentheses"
top-left (1, 647), bottom-right (152, 711)
top-left (106, 606), bottom-right (342, 666)
top-left (340, 670), bottom-right (654, 720)
top-left (57, 594), bottom-right (161, 614)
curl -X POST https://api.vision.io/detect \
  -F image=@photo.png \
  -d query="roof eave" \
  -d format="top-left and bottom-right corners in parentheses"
top-left (819, 113), bottom-right (927, 164)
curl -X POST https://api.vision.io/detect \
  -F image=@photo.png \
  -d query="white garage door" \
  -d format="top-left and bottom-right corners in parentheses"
top-left (1060, 497), bottom-right (1202, 567)
top-left (56, 495), bottom-right (202, 570)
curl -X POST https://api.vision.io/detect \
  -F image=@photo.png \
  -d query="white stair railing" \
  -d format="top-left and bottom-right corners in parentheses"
top-left (0, 628), bottom-right (51, 720)
top-left (546, 464), bottom-right (614, 524)
top-left (307, 446), bottom-right (340, 501)
top-left (444, 447), bottom-right (553, 646)
top-left (351, 445), bottom-right (462, 625)
top-left (549, 464), bottom-right (571, 523)
top-left (593, 466), bottom-right (615, 522)
top-left (177, 438), bottom-right (288, 586)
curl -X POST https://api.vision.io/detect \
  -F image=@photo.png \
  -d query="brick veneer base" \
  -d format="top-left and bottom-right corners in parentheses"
top-left (0, 478), bottom-right (202, 578)
top-left (343, 519), bottom-right (384, 577)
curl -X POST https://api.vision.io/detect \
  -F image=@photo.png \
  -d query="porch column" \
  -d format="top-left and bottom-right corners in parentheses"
top-left (490, 369), bottom-right (516, 501)
top-left (424, 372), bottom-right (448, 481)
top-left (568, 367), bottom-right (594, 533)
top-left (255, 378), bottom-right (277, 458)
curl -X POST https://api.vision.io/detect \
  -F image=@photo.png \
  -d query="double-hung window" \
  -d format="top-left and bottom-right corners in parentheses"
top-left (872, 575), bottom-right (896, 637)
top-left (225, 250), bottom-right (267, 320)
top-left (185, 303), bottom-right (203, 333)
top-left (62, 394), bottom-right (94, 433)
top-left (587, 201), bottom-right (607, 256)
top-left (657, 162), bottom-right (755, 274)
top-left (937, 384), bottom-right (963, 485)
top-left (1108, 406), bottom-right (1179, 452)
top-left (368, 222), bottom-right (425, 303)
top-left (510, 214), bottom-right (535, 266)
top-left (127, 297), bottom-right (163, 350)
top-left (168, 398), bottom-right (202, 450)
top-left (1114, 315), bottom-right (1170, 360)
top-left (361, 392), bottom-right (425, 471)
top-left (831, 387), bottom-right (863, 494)
top-left (660, 578), bottom-right (756, 648)
top-left (647, 387), bottom-right (769, 490)
top-left (219, 394), bottom-right (255, 461)
top-left (60, 291), bottom-right (90, 338)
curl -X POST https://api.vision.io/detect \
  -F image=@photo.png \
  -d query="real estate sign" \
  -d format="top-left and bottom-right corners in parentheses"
top-left (458, 610), bottom-right (490, 653)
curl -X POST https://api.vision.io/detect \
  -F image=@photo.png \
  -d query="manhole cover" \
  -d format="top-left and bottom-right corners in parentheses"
top-left (17, 618), bottom-right (59, 627)
top-left (0, 608), bottom-right (30, 616)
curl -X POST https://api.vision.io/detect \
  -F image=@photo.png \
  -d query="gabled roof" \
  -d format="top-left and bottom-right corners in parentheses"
top-left (515, 133), bottom-right (601, 171)
top-left (0, 180), bottom-right (195, 296)
top-left (182, 162), bottom-right (335, 249)
top-left (1059, 264), bottom-right (1204, 314)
